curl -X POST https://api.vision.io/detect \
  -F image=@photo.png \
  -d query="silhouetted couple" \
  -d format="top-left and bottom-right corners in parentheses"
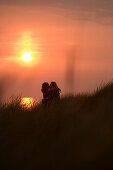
top-left (41, 82), bottom-right (61, 104)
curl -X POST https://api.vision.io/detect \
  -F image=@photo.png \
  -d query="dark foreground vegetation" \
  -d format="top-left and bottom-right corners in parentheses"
top-left (0, 82), bottom-right (113, 170)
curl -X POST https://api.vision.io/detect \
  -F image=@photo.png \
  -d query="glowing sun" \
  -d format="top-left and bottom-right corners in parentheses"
top-left (22, 52), bottom-right (32, 62)
top-left (21, 97), bottom-right (34, 109)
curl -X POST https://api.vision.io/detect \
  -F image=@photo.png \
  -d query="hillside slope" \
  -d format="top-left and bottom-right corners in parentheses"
top-left (0, 82), bottom-right (113, 169)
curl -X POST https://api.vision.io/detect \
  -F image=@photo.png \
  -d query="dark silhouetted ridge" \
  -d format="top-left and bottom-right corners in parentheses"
top-left (0, 82), bottom-right (113, 169)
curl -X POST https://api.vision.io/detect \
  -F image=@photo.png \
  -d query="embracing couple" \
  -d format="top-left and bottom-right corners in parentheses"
top-left (41, 81), bottom-right (61, 104)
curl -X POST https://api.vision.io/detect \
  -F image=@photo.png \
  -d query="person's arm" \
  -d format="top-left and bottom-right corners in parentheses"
top-left (58, 88), bottom-right (61, 93)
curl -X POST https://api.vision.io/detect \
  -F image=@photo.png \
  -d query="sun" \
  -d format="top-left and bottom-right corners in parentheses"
top-left (22, 52), bottom-right (32, 62)
top-left (20, 97), bottom-right (34, 109)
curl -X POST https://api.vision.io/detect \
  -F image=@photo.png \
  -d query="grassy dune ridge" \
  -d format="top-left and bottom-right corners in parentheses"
top-left (0, 82), bottom-right (113, 169)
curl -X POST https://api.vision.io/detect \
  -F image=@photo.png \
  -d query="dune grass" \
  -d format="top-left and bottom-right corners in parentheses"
top-left (0, 82), bottom-right (113, 169)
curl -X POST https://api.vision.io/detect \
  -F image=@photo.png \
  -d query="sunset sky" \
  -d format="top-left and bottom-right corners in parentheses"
top-left (0, 0), bottom-right (113, 99)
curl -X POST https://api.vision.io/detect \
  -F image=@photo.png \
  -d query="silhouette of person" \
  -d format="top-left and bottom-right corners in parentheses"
top-left (49, 82), bottom-right (61, 101)
top-left (41, 82), bottom-right (50, 104)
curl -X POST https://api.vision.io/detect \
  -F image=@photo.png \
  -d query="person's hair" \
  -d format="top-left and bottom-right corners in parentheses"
top-left (50, 82), bottom-right (58, 88)
top-left (42, 82), bottom-right (49, 90)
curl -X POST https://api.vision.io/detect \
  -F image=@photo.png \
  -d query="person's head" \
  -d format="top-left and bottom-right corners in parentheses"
top-left (50, 82), bottom-right (58, 88)
top-left (42, 82), bottom-right (49, 90)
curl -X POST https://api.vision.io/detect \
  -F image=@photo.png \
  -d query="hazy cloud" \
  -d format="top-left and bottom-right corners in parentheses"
top-left (0, 0), bottom-right (113, 12)
top-left (0, 0), bottom-right (55, 6)
top-left (0, 0), bottom-right (113, 24)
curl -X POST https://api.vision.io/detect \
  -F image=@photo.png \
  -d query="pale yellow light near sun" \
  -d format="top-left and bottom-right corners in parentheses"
top-left (21, 97), bottom-right (34, 109)
top-left (22, 52), bottom-right (32, 62)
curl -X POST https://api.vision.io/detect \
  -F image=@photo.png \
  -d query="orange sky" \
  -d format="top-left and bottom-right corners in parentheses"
top-left (0, 2), bottom-right (113, 99)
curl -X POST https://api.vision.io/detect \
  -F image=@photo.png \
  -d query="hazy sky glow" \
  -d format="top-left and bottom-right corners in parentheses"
top-left (0, 0), bottom-right (113, 99)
